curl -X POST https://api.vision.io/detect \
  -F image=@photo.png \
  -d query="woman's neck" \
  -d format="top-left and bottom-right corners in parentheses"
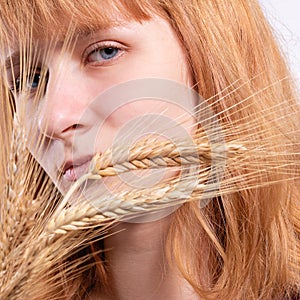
top-left (91, 216), bottom-right (201, 300)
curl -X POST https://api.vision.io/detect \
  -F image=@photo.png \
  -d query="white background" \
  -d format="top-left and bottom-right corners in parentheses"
top-left (259, 0), bottom-right (300, 87)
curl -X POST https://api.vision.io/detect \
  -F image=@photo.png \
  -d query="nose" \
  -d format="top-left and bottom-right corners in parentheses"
top-left (38, 67), bottom-right (92, 142)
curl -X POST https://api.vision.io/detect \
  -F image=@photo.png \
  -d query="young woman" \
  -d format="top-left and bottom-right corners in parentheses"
top-left (0, 0), bottom-right (299, 299)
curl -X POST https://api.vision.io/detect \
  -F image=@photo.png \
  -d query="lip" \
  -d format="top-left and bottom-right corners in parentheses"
top-left (60, 155), bottom-right (93, 182)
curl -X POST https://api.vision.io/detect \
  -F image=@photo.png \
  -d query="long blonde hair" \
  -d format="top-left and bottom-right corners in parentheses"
top-left (0, 1), bottom-right (299, 299)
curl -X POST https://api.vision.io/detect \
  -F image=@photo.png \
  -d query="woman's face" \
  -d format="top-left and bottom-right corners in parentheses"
top-left (7, 15), bottom-right (195, 195)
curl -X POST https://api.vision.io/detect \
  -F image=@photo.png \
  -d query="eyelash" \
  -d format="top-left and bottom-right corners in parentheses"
top-left (83, 41), bottom-right (126, 66)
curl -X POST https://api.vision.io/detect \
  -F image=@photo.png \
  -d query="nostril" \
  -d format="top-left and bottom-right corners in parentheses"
top-left (62, 123), bottom-right (83, 133)
top-left (71, 124), bottom-right (82, 130)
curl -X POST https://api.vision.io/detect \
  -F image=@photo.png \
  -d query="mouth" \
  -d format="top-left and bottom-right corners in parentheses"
top-left (60, 156), bottom-right (93, 182)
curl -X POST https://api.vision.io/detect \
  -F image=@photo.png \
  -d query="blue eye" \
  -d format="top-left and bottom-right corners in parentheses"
top-left (12, 68), bottom-right (49, 95)
top-left (88, 47), bottom-right (120, 63)
top-left (85, 42), bottom-right (126, 65)
top-left (13, 69), bottom-right (40, 91)
top-left (100, 47), bottom-right (119, 60)
top-left (29, 71), bottom-right (42, 89)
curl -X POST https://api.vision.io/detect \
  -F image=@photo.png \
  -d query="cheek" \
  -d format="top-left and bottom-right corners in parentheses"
top-left (93, 99), bottom-right (196, 154)
top-left (121, 54), bottom-right (191, 84)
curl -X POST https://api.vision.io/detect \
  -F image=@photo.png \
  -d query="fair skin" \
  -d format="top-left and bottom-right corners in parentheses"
top-left (7, 15), bottom-right (201, 299)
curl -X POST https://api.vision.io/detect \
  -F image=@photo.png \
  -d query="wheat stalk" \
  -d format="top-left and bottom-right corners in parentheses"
top-left (1, 64), bottom-right (300, 299)
top-left (0, 128), bottom-right (248, 299)
top-left (2, 107), bottom-right (300, 299)
top-left (49, 139), bottom-right (300, 237)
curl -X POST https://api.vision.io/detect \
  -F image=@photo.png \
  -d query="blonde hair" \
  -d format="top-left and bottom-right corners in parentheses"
top-left (0, 1), bottom-right (299, 299)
